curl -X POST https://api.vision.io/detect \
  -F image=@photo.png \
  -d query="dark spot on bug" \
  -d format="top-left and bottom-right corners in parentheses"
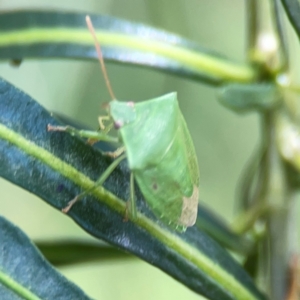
top-left (114, 120), bottom-right (123, 129)
top-left (152, 183), bottom-right (158, 190)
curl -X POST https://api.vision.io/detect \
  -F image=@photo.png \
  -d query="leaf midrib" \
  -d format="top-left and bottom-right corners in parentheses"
top-left (0, 268), bottom-right (42, 300)
top-left (0, 27), bottom-right (257, 83)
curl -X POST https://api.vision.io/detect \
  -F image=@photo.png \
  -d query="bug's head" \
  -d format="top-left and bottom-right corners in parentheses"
top-left (109, 100), bottom-right (136, 129)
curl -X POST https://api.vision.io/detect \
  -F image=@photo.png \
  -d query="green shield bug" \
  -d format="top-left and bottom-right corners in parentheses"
top-left (48, 16), bottom-right (200, 231)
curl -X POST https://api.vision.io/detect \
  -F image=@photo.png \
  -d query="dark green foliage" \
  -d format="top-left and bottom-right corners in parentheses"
top-left (0, 77), bottom-right (265, 300)
top-left (0, 216), bottom-right (92, 300)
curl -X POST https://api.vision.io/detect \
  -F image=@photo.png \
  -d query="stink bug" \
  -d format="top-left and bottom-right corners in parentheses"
top-left (48, 16), bottom-right (200, 231)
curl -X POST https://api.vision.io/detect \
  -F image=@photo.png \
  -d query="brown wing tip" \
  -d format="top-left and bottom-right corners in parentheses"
top-left (178, 186), bottom-right (199, 227)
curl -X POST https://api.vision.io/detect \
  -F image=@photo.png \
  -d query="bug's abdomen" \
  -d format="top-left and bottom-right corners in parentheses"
top-left (135, 112), bottom-right (200, 229)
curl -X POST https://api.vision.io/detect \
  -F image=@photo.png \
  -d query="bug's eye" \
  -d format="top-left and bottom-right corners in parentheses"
top-left (114, 120), bottom-right (123, 129)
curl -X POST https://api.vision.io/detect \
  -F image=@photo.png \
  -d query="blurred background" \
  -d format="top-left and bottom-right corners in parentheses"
top-left (0, 1), bottom-right (259, 299)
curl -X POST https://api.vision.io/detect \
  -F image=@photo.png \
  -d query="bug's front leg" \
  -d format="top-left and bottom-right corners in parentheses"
top-left (98, 115), bottom-right (111, 131)
top-left (104, 146), bottom-right (125, 158)
top-left (47, 124), bottom-right (118, 143)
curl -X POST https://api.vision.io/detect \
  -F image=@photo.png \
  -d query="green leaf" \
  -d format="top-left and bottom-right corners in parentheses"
top-left (196, 205), bottom-right (252, 254)
top-left (0, 216), bottom-right (92, 300)
top-left (35, 240), bottom-right (131, 266)
top-left (0, 78), bottom-right (266, 300)
top-left (281, 0), bottom-right (300, 40)
top-left (0, 10), bottom-right (258, 85)
top-left (35, 206), bottom-right (252, 268)
top-left (217, 83), bottom-right (279, 113)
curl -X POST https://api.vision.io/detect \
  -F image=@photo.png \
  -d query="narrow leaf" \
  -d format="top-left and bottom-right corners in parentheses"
top-left (0, 78), bottom-right (266, 300)
top-left (281, 0), bottom-right (300, 40)
top-left (217, 83), bottom-right (279, 113)
top-left (0, 11), bottom-right (258, 85)
top-left (0, 216), bottom-right (92, 300)
top-left (36, 240), bottom-right (131, 266)
top-left (196, 205), bottom-right (252, 254)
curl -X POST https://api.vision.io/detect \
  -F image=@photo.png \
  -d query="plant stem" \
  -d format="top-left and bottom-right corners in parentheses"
top-left (245, 1), bottom-right (294, 296)
top-left (246, 0), bottom-right (287, 74)
top-left (262, 112), bottom-right (291, 300)
top-left (231, 201), bottom-right (270, 235)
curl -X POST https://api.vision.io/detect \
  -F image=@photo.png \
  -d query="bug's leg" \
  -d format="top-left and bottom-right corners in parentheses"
top-left (62, 153), bottom-right (126, 213)
top-left (124, 173), bottom-right (137, 221)
top-left (98, 115), bottom-right (110, 131)
top-left (87, 122), bottom-right (114, 145)
top-left (47, 124), bottom-right (118, 143)
top-left (129, 172), bottom-right (137, 218)
top-left (104, 146), bottom-right (125, 158)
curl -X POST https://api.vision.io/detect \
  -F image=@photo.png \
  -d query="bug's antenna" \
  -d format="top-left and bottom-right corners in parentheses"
top-left (86, 15), bottom-right (116, 100)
